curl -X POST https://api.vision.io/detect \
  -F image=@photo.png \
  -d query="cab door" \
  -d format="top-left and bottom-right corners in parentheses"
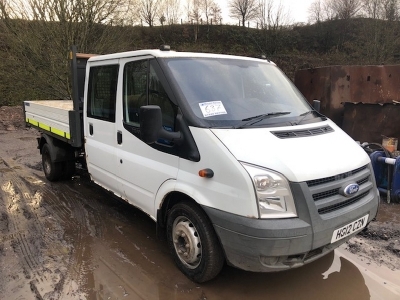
top-left (84, 60), bottom-right (122, 195)
top-left (115, 57), bottom-right (179, 218)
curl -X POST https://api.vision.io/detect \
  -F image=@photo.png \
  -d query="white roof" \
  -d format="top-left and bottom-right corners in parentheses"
top-left (88, 48), bottom-right (274, 64)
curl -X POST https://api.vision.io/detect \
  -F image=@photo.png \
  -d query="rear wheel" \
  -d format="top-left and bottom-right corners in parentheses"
top-left (166, 202), bottom-right (224, 283)
top-left (42, 143), bottom-right (62, 181)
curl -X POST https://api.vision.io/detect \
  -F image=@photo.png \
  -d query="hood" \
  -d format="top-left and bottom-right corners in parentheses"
top-left (210, 120), bottom-right (370, 182)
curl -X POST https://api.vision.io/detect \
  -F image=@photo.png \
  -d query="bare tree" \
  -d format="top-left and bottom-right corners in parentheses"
top-left (258, 0), bottom-right (271, 28)
top-left (139, 0), bottom-right (160, 26)
top-left (331, 0), bottom-right (361, 19)
top-left (229, 0), bottom-right (259, 27)
top-left (361, 0), bottom-right (383, 19)
top-left (308, 0), bottom-right (324, 23)
top-left (161, 0), bottom-right (181, 24)
top-left (190, 0), bottom-right (202, 23)
top-left (322, 0), bottom-right (337, 20)
top-left (360, 0), bottom-right (399, 20)
top-left (123, 0), bottom-right (141, 25)
top-left (184, 0), bottom-right (192, 22)
top-left (258, 0), bottom-right (292, 54)
top-left (0, 0), bottom-right (7, 18)
top-left (210, 2), bottom-right (222, 24)
top-left (202, 0), bottom-right (215, 24)
top-left (265, 0), bottom-right (291, 29)
top-left (383, 0), bottom-right (399, 20)
top-left (0, 0), bottom-right (130, 101)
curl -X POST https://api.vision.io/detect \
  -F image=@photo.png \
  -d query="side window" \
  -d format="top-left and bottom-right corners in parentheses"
top-left (123, 60), bottom-right (148, 126)
top-left (87, 65), bottom-right (119, 122)
top-left (149, 64), bottom-right (176, 132)
top-left (123, 59), bottom-right (177, 131)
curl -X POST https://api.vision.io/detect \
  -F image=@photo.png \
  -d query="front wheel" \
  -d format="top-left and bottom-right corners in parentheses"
top-left (166, 202), bottom-right (224, 283)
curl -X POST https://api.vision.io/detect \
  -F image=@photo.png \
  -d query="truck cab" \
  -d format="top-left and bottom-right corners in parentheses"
top-left (25, 47), bottom-right (380, 283)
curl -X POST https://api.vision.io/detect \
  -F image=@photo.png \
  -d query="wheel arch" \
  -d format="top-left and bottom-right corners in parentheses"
top-left (39, 133), bottom-right (74, 162)
top-left (156, 189), bottom-right (226, 263)
top-left (156, 190), bottom-right (198, 239)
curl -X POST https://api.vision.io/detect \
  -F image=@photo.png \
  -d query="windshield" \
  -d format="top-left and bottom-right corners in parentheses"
top-left (165, 57), bottom-right (314, 128)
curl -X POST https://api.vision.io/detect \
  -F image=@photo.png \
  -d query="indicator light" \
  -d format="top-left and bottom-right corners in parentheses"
top-left (199, 168), bottom-right (214, 178)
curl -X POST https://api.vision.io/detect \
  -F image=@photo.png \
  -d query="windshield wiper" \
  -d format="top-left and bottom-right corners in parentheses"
top-left (295, 110), bottom-right (326, 125)
top-left (236, 111), bottom-right (291, 128)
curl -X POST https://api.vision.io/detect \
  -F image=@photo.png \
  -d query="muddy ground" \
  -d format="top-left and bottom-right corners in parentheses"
top-left (0, 105), bottom-right (400, 300)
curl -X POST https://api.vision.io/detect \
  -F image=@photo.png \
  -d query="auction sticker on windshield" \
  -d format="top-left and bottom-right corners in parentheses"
top-left (199, 101), bottom-right (227, 117)
top-left (331, 214), bottom-right (369, 243)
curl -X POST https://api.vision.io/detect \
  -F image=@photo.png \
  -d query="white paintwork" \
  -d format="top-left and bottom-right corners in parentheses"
top-left (174, 127), bottom-right (259, 218)
top-left (211, 120), bottom-right (370, 182)
top-left (83, 58), bottom-right (122, 196)
top-left (88, 49), bottom-right (277, 64)
top-left (114, 57), bottom-right (179, 217)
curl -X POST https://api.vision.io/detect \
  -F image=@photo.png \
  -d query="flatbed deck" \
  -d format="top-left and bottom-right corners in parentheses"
top-left (24, 100), bottom-right (73, 140)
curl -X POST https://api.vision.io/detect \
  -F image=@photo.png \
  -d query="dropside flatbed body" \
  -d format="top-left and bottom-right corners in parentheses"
top-left (25, 100), bottom-right (73, 142)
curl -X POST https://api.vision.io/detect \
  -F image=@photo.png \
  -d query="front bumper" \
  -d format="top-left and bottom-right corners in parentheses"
top-left (202, 182), bottom-right (379, 272)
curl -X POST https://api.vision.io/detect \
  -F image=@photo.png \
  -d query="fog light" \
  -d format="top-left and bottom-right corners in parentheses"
top-left (260, 255), bottom-right (279, 266)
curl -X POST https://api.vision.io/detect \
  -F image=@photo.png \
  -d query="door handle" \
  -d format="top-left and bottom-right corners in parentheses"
top-left (117, 131), bottom-right (122, 144)
top-left (89, 123), bottom-right (93, 135)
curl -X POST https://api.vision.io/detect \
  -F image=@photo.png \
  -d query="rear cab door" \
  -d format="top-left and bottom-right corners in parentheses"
top-left (84, 59), bottom-right (122, 195)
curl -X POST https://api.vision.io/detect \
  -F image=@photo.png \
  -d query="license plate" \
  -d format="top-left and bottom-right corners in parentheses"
top-left (331, 214), bottom-right (369, 243)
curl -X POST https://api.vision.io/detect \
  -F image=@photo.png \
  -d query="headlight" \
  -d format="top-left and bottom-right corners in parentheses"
top-left (242, 163), bottom-right (297, 219)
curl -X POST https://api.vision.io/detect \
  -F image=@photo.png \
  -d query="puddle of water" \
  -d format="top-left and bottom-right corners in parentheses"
top-left (83, 204), bottom-right (397, 300)
top-left (337, 246), bottom-right (400, 300)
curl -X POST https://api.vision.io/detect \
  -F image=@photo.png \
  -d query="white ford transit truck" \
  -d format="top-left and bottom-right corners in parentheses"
top-left (24, 46), bottom-right (379, 282)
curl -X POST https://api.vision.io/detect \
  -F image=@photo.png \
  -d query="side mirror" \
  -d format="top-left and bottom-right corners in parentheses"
top-left (140, 105), bottom-right (181, 144)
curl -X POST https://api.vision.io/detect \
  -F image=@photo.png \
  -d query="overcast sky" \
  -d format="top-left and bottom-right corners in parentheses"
top-left (217, 0), bottom-right (315, 25)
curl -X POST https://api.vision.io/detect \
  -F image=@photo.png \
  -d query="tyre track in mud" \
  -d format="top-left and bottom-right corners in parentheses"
top-left (38, 181), bottom-right (90, 298)
top-left (51, 182), bottom-right (95, 289)
top-left (40, 182), bottom-right (87, 277)
top-left (0, 146), bottom-right (89, 299)
top-left (1, 164), bottom-right (42, 271)
top-left (1, 159), bottom-right (61, 298)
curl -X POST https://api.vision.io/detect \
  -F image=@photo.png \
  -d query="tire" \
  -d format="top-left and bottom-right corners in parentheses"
top-left (42, 143), bottom-right (62, 182)
top-left (166, 202), bottom-right (224, 283)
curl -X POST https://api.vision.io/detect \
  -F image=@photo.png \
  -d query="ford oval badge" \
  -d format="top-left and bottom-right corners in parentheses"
top-left (343, 183), bottom-right (359, 197)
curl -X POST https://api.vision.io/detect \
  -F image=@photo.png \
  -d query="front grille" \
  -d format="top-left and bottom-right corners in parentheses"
top-left (272, 125), bottom-right (334, 139)
top-left (307, 165), bottom-right (367, 187)
top-left (357, 176), bottom-right (369, 186)
top-left (313, 188), bottom-right (340, 201)
top-left (318, 191), bottom-right (369, 214)
top-left (312, 175), bottom-right (370, 201)
top-left (307, 165), bottom-right (373, 215)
